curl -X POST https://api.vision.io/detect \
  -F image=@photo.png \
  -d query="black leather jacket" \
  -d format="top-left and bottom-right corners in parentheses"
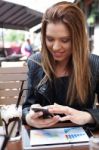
top-left (22, 52), bottom-right (99, 129)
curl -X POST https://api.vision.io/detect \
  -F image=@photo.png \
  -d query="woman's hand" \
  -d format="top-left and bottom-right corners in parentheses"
top-left (48, 103), bottom-right (95, 125)
top-left (26, 104), bottom-right (60, 128)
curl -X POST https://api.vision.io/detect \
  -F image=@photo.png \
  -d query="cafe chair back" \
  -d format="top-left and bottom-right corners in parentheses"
top-left (0, 66), bottom-right (28, 105)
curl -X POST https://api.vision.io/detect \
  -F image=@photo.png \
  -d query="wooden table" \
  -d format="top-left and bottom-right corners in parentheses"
top-left (0, 123), bottom-right (99, 150)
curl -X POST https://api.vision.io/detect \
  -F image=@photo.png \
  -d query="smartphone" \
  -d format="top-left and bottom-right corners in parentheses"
top-left (31, 107), bottom-right (54, 119)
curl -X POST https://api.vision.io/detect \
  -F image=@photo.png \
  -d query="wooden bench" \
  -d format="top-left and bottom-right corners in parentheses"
top-left (0, 66), bottom-right (28, 105)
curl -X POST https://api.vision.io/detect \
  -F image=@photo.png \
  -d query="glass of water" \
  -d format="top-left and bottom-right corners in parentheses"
top-left (89, 136), bottom-right (99, 150)
top-left (0, 104), bottom-right (22, 141)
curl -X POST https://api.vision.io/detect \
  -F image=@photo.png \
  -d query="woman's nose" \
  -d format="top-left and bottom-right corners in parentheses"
top-left (53, 41), bottom-right (61, 51)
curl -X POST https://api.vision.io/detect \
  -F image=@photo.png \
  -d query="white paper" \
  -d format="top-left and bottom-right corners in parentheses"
top-left (30, 127), bottom-right (90, 146)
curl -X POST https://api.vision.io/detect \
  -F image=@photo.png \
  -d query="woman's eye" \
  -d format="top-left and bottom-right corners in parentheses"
top-left (61, 39), bottom-right (71, 43)
top-left (46, 37), bottom-right (54, 42)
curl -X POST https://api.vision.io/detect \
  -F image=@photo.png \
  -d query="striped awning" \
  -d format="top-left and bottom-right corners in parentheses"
top-left (0, 0), bottom-right (43, 30)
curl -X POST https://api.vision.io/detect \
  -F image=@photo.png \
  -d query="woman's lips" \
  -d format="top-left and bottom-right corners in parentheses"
top-left (52, 52), bottom-right (65, 57)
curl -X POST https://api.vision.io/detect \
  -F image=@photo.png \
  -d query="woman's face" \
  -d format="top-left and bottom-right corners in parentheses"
top-left (46, 22), bottom-right (72, 63)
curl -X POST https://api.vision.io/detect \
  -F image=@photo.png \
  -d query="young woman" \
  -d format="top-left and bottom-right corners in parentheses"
top-left (22, 1), bottom-right (99, 129)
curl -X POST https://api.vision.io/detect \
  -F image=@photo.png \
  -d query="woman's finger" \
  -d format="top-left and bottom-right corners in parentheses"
top-left (34, 115), bottom-right (60, 127)
top-left (39, 115), bottom-right (60, 124)
top-left (59, 115), bottom-right (71, 122)
top-left (30, 110), bottom-right (43, 119)
top-left (49, 106), bottom-right (70, 115)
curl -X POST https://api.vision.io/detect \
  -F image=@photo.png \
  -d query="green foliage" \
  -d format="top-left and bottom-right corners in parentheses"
top-left (87, 0), bottom-right (99, 25)
top-left (4, 30), bottom-right (25, 42)
top-left (87, 15), bottom-right (95, 25)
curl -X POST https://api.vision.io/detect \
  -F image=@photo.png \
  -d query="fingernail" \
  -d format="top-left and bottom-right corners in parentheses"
top-left (38, 112), bottom-right (43, 115)
top-left (55, 115), bottom-right (61, 119)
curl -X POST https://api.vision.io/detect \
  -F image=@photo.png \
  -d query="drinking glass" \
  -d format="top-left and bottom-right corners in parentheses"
top-left (89, 136), bottom-right (99, 150)
top-left (0, 104), bottom-right (22, 141)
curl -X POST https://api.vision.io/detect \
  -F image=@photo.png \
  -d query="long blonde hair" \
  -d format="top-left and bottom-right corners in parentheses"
top-left (41, 1), bottom-right (91, 104)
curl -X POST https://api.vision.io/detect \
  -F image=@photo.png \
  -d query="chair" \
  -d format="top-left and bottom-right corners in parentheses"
top-left (0, 66), bottom-right (28, 105)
